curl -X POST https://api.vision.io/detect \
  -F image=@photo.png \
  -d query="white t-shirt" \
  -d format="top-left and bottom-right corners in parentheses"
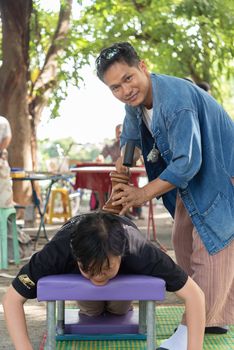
top-left (0, 116), bottom-right (13, 208)
top-left (0, 116), bottom-right (12, 144)
top-left (142, 107), bottom-right (153, 134)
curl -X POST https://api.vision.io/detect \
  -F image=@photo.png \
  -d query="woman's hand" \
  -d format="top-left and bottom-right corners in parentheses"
top-left (112, 184), bottom-right (147, 215)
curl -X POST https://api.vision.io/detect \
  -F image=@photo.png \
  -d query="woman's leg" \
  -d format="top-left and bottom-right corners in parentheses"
top-left (77, 300), bottom-right (133, 317)
top-left (77, 301), bottom-right (105, 316)
top-left (105, 301), bottom-right (133, 315)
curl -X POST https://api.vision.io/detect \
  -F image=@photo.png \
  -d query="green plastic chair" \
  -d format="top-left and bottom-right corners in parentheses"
top-left (0, 207), bottom-right (20, 269)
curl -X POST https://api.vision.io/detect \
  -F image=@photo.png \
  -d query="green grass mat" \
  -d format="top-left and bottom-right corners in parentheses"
top-left (42, 306), bottom-right (234, 350)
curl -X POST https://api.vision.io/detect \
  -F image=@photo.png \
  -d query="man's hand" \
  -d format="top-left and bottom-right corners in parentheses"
top-left (112, 184), bottom-right (147, 215)
top-left (112, 176), bottom-right (176, 216)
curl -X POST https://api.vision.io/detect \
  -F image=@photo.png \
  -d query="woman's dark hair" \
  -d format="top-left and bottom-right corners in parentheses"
top-left (95, 42), bottom-right (140, 81)
top-left (70, 211), bottom-right (127, 276)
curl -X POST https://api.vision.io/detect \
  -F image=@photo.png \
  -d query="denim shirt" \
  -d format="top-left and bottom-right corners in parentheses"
top-left (120, 73), bottom-right (234, 254)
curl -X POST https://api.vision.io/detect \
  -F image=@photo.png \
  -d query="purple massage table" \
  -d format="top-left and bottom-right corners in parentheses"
top-left (37, 274), bottom-right (166, 350)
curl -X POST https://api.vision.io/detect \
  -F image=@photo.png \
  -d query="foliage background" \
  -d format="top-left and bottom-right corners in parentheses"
top-left (38, 0), bottom-right (234, 166)
top-left (0, 0), bottom-right (234, 173)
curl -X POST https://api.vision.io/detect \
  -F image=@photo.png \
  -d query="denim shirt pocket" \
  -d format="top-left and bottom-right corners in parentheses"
top-left (201, 192), bottom-right (234, 241)
top-left (154, 130), bottom-right (171, 164)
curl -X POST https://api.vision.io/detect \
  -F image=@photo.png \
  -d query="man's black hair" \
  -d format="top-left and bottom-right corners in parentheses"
top-left (95, 42), bottom-right (140, 81)
top-left (70, 211), bottom-right (127, 276)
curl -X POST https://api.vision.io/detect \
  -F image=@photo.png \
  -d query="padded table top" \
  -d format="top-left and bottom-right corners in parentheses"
top-left (37, 274), bottom-right (165, 301)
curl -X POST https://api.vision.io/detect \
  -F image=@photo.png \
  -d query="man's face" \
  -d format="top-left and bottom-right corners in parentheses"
top-left (103, 61), bottom-right (152, 108)
top-left (78, 255), bottom-right (121, 286)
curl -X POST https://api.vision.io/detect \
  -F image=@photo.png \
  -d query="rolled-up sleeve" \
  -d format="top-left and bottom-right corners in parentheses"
top-left (159, 109), bottom-right (202, 189)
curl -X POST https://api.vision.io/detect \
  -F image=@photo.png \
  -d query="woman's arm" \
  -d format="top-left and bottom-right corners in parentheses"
top-left (175, 276), bottom-right (205, 350)
top-left (0, 135), bottom-right (12, 150)
top-left (2, 285), bottom-right (33, 350)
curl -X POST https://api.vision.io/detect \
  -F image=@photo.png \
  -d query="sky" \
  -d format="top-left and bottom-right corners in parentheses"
top-left (37, 66), bottom-right (125, 144)
top-left (37, 0), bottom-right (125, 144)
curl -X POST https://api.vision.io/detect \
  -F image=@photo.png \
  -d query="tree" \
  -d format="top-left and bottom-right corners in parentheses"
top-left (0, 0), bottom-right (88, 202)
top-left (0, 0), bottom-right (233, 203)
top-left (38, 137), bottom-right (102, 170)
top-left (78, 0), bottom-right (234, 98)
top-left (0, 0), bottom-right (33, 202)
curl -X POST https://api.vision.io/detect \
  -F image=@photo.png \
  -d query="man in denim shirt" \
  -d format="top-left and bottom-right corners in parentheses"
top-left (95, 42), bottom-right (234, 350)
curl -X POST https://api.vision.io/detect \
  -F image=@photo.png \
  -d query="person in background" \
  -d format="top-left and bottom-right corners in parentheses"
top-left (0, 115), bottom-right (14, 208)
top-left (101, 123), bottom-right (123, 163)
top-left (0, 116), bottom-right (32, 261)
top-left (0, 116), bottom-right (19, 262)
top-left (3, 211), bottom-right (205, 350)
top-left (95, 42), bottom-right (234, 350)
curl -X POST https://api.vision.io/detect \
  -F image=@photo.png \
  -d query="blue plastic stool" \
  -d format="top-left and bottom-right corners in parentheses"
top-left (0, 207), bottom-right (20, 269)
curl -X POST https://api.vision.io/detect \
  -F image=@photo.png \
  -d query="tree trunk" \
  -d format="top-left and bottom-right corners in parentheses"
top-left (28, 0), bottom-right (73, 170)
top-left (0, 0), bottom-right (33, 204)
top-left (0, 0), bottom-right (72, 204)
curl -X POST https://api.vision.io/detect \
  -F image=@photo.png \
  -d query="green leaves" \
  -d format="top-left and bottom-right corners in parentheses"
top-left (7, 0), bottom-right (232, 119)
top-left (78, 0), bottom-right (234, 101)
